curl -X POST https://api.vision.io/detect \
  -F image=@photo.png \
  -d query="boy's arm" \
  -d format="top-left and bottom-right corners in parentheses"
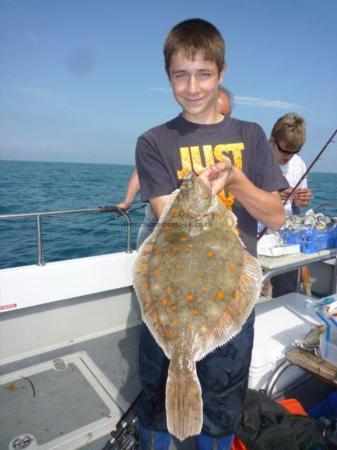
top-left (150, 195), bottom-right (170, 219)
top-left (227, 167), bottom-right (285, 230)
top-left (117, 169), bottom-right (140, 209)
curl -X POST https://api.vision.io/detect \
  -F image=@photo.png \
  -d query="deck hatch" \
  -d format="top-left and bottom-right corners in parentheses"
top-left (0, 351), bottom-right (122, 449)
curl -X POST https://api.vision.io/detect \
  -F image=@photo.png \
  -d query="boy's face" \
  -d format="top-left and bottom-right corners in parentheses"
top-left (169, 51), bottom-right (225, 124)
top-left (271, 138), bottom-right (301, 165)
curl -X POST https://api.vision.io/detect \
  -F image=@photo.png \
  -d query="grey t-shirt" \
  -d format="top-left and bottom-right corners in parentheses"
top-left (136, 114), bottom-right (288, 256)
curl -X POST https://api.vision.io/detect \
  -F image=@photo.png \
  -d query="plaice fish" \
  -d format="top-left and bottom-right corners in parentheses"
top-left (133, 172), bottom-right (262, 441)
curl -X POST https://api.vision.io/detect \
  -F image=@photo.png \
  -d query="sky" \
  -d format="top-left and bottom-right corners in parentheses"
top-left (0, 0), bottom-right (336, 172)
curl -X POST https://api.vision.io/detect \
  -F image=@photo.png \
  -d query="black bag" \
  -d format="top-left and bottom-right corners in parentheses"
top-left (236, 389), bottom-right (327, 450)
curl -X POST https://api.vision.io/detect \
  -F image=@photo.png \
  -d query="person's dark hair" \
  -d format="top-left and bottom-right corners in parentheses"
top-left (163, 18), bottom-right (225, 79)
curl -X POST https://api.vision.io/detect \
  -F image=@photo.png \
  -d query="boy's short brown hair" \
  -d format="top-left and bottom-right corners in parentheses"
top-left (271, 113), bottom-right (306, 151)
top-left (163, 18), bottom-right (225, 78)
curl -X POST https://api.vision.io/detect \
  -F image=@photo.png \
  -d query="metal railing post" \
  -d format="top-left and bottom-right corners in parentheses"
top-left (36, 215), bottom-right (44, 266)
top-left (116, 210), bottom-right (132, 254)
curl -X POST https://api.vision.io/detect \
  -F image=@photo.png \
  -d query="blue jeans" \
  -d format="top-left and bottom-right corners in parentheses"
top-left (139, 424), bottom-right (234, 450)
top-left (138, 311), bottom-right (255, 438)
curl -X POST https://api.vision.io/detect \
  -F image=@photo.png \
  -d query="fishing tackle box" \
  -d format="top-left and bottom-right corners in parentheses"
top-left (280, 227), bottom-right (337, 254)
top-left (249, 293), bottom-right (319, 392)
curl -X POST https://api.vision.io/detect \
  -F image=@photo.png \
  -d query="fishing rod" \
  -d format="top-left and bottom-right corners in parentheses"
top-left (258, 128), bottom-right (337, 241)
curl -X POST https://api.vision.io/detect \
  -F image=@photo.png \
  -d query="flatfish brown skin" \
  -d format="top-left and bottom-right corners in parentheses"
top-left (133, 173), bottom-right (262, 441)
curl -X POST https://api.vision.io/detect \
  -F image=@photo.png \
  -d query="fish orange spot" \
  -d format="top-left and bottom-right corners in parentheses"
top-left (161, 298), bottom-right (169, 306)
top-left (207, 250), bottom-right (214, 258)
top-left (166, 286), bottom-right (173, 293)
top-left (171, 304), bottom-right (177, 312)
top-left (166, 329), bottom-right (174, 338)
top-left (186, 294), bottom-right (194, 302)
top-left (234, 290), bottom-right (243, 301)
top-left (227, 263), bottom-right (236, 271)
top-left (216, 290), bottom-right (225, 300)
top-left (154, 267), bottom-right (162, 276)
top-left (180, 236), bottom-right (189, 242)
top-left (171, 245), bottom-right (180, 253)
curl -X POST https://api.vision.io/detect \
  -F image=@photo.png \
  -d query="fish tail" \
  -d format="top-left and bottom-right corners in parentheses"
top-left (166, 359), bottom-right (203, 441)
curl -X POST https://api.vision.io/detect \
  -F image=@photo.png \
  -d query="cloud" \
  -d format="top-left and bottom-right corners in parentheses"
top-left (147, 87), bottom-right (171, 92)
top-left (13, 85), bottom-right (118, 112)
top-left (147, 89), bottom-right (304, 110)
top-left (234, 96), bottom-right (304, 110)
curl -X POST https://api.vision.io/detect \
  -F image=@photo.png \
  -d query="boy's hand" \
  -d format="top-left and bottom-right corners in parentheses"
top-left (280, 187), bottom-right (293, 202)
top-left (198, 159), bottom-right (233, 195)
top-left (117, 201), bottom-right (130, 209)
top-left (294, 188), bottom-right (312, 207)
top-left (281, 187), bottom-right (312, 207)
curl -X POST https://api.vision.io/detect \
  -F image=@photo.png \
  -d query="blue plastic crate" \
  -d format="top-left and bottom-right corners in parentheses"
top-left (280, 226), bottom-right (337, 254)
top-left (301, 227), bottom-right (337, 253)
top-left (279, 229), bottom-right (303, 245)
top-left (301, 229), bottom-right (319, 253)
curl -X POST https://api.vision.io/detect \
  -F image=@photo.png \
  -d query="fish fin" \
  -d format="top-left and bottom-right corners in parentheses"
top-left (222, 249), bottom-right (262, 333)
top-left (157, 188), bottom-right (180, 225)
top-left (135, 188), bottom-right (180, 255)
top-left (166, 358), bottom-right (202, 441)
top-left (197, 249), bottom-right (262, 360)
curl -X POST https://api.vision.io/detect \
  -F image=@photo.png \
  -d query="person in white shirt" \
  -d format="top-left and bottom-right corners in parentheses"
top-left (270, 113), bottom-right (312, 296)
top-left (270, 113), bottom-right (312, 215)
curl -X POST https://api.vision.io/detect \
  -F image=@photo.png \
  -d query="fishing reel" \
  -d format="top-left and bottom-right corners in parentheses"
top-left (102, 394), bottom-right (141, 450)
top-left (103, 417), bottom-right (139, 450)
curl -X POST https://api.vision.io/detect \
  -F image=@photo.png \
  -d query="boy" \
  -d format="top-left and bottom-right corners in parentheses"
top-left (117, 86), bottom-right (233, 211)
top-left (135, 18), bottom-right (287, 450)
top-left (270, 113), bottom-right (312, 215)
top-left (269, 113), bottom-right (312, 297)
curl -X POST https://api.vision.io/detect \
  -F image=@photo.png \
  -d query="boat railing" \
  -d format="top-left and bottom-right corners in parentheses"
top-left (0, 205), bottom-right (134, 266)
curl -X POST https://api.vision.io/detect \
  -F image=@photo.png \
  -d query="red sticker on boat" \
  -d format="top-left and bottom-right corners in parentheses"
top-left (0, 303), bottom-right (17, 311)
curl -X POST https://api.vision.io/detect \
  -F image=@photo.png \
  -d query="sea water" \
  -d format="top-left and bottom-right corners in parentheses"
top-left (1, 160), bottom-right (337, 269)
